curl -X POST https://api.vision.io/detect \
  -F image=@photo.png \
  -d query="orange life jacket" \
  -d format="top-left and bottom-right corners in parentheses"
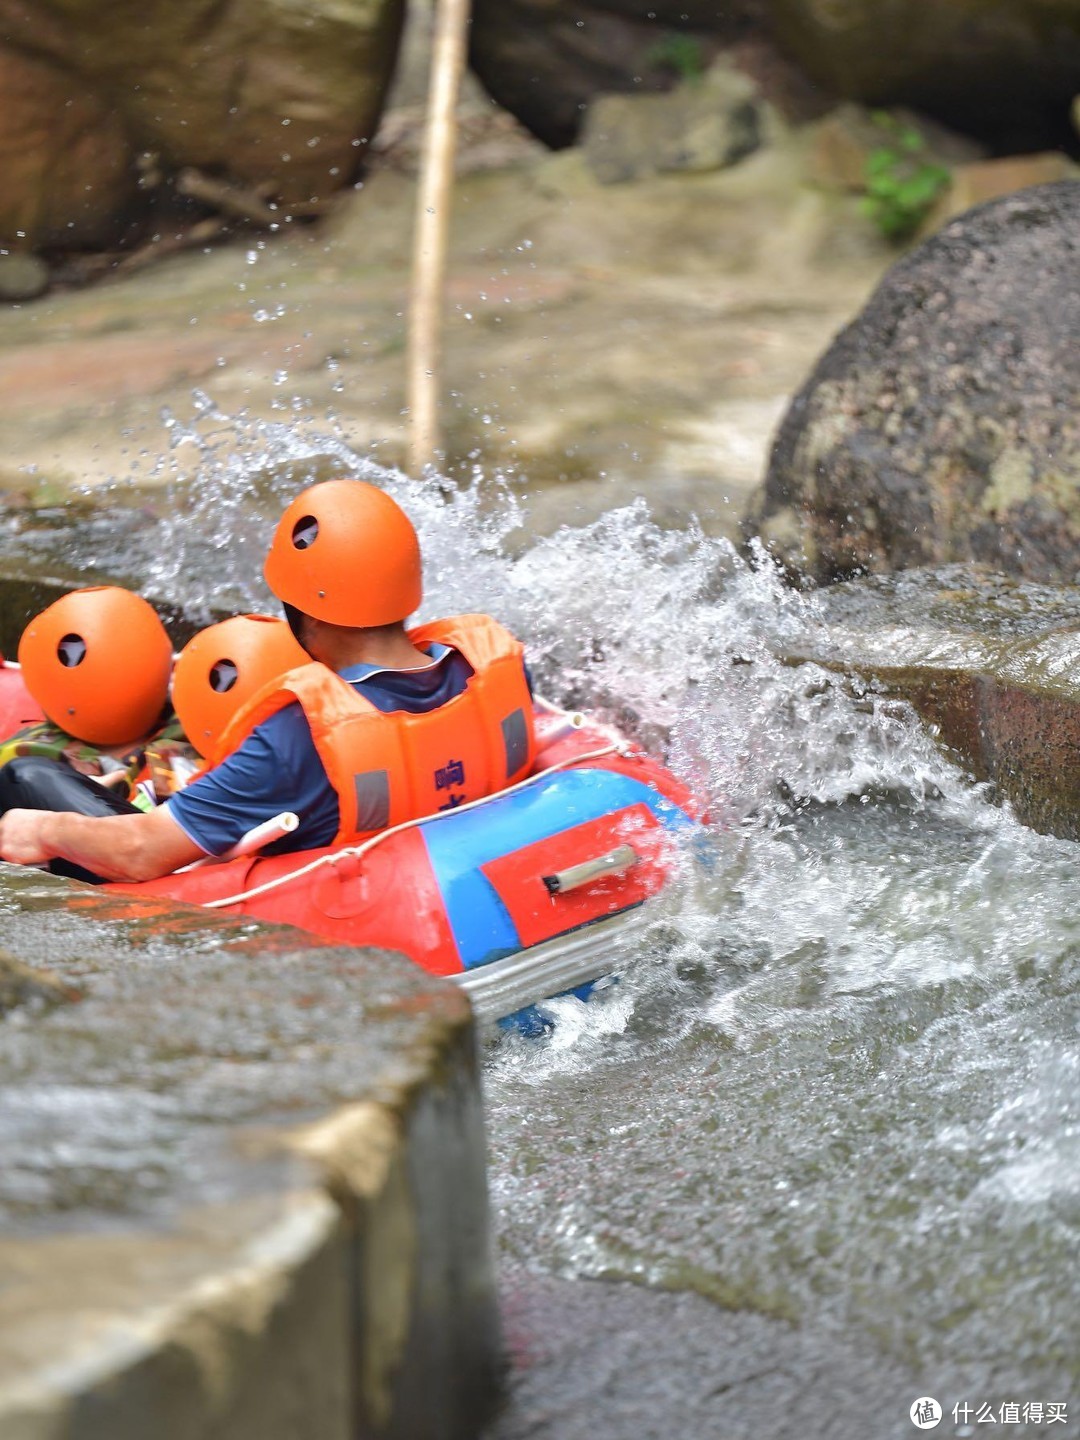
top-left (206, 614), bottom-right (536, 844)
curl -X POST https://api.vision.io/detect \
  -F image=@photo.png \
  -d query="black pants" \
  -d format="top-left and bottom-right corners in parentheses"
top-left (0, 756), bottom-right (140, 883)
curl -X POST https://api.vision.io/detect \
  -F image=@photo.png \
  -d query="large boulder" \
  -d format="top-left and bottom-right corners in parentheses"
top-left (0, 45), bottom-right (135, 251)
top-left (468, 0), bottom-right (768, 149)
top-left (580, 60), bottom-right (770, 184)
top-left (768, 0), bottom-right (1080, 151)
top-left (749, 182), bottom-right (1080, 585)
top-left (471, 0), bottom-right (1080, 154)
top-left (0, 0), bottom-right (404, 251)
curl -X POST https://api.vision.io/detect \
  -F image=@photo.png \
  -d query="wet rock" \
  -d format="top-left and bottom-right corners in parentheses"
top-left (0, 573), bottom-right (76, 660)
top-left (805, 103), bottom-right (984, 194)
top-left (925, 151), bottom-right (1079, 229)
top-left (0, 869), bottom-right (499, 1439)
top-left (748, 181), bottom-right (1080, 586)
top-left (0, 566), bottom-right (223, 661)
top-left (0, 0), bottom-right (405, 249)
top-left (0, 140), bottom-right (892, 528)
top-left (489, 1270), bottom-right (920, 1440)
top-left (468, 0), bottom-right (766, 148)
top-left (0, 253), bottom-right (49, 303)
top-left (0, 45), bottom-right (135, 251)
top-left (780, 564), bottom-right (1080, 840)
top-left (769, 0), bottom-right (1080, 152)
top-left (581, 61), bottom-right (769, 184)
top-left (0, 950), bottom-right (78, 1013)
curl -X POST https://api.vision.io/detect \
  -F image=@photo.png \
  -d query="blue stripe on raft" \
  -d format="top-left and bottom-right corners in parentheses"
top-left (419, 767), bottom-right (694, 970)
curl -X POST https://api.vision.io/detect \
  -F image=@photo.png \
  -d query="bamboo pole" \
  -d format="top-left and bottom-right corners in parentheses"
top-left (406, 0), bottom-right (471, 475)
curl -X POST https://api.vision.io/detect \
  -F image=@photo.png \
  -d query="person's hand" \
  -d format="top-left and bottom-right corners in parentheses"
top-left (0, 809), bottom-right (53, 866)
top-left (96, 769), bottom-right (133, 790)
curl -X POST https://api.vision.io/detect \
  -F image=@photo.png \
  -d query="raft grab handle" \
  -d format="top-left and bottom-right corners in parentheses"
top-left (542, 843), bottom-right (638, 895)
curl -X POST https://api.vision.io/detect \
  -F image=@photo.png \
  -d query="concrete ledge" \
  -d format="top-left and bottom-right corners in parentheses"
top-left (0, 1187), bottom-right (351, 1440)
top-left (0, 869), bottom-right (501, 1440)
top-left (0, 564), bottom-right (210, 658)
top-left (782, 564), bottom-right (1080, 837)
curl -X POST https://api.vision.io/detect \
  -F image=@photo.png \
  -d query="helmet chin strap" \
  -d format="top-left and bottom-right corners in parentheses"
top-left (282, 603), bottom-right (311, 651)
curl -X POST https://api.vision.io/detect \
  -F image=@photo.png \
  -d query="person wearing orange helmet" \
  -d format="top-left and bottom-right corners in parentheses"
top-left (0, 588), bottom-right (184, 841)
top-left (16, 585), bottom-right (174, 748)
top-left (127, 613), bottom-right (311, 803)
top-left (169, 614), bottom-right (309, 761)
top-left (0, 479), bottom-right (534, 882)
top-left (1, 605), bottom-right (309, 823)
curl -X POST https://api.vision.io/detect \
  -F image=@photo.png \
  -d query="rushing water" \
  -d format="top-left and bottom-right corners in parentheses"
top-left (4, 405), bottom-right (1079, 1425)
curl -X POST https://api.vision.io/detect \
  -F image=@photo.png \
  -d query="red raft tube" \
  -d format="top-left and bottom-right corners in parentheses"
top-left (0, 660), bottom-right (701, 1022)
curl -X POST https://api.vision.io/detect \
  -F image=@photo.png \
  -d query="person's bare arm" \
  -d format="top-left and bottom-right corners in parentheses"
top-left (0, 805), bottom-right (204, 882)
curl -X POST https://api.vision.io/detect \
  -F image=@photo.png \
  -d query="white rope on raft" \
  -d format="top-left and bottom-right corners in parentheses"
top-left (201, 740), bottom-right (627, 910)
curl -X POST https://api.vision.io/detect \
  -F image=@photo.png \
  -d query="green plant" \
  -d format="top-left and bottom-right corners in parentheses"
top-left (646, 33), bottom-right (707, 87)
top-left (860, 112), bottom-right (951, 242)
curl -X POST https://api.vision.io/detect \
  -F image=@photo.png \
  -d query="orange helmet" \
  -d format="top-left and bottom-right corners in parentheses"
top-left (17, 586), bottom-right (173, 745)
top-left (171, 614), bottom-right (308, 757)
top-left (264, 478), bottom-right (422, 626)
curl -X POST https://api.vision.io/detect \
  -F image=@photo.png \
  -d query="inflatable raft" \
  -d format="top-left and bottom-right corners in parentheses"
top-left (0, 659), bottom-right (699, 1021)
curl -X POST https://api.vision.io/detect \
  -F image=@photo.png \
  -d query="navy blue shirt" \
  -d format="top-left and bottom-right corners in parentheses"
top-left (166, 644), bottom-right (474, 856)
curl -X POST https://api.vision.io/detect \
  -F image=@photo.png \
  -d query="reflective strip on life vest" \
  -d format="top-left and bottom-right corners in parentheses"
top-left (207, 613), bottom-right (536, 843)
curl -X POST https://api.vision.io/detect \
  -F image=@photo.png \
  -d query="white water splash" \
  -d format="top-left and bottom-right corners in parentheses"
top-left (48, 399), bottom-right (1080, 1388)
top-left (106, 401), bottom-right (987, 839)
top-left (97, 399), bottom-right (1039, 1061)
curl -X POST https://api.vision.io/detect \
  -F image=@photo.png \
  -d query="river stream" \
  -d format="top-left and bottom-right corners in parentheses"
top-left (2, 409), bottom-right (1077, 1436)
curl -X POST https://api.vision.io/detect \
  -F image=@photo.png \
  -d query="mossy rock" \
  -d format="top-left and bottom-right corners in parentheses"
top-left (749, 182), bottom-right (1080, 586)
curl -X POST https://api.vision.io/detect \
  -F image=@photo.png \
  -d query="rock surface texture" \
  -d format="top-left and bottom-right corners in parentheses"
top-left (751, 181), bottom-right (1080, 586)
top-left (470, 0), bottom-right (1080, 153)
top-left (780, 564), bottom-right (1080, 841)
top-left (0, 44), bottom-right (135, 250)
top-left (0, 869), bottom-right (500, 1440)
top-left (581, 61), bottom-right (769, 183)
top-left (768, 0), bottom-right (1080, 150)
top-left (468, 0), bottom-right (767, 148)
top-left (0, 0), bottom-right (404, 249)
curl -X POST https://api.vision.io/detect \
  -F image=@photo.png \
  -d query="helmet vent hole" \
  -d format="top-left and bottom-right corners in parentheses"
top-left (291, 516), bottom-right (319, 550)
top-left (209, 660), bottom-right (239, 693)
top-left (57, 634), bottom-right (87, 668)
